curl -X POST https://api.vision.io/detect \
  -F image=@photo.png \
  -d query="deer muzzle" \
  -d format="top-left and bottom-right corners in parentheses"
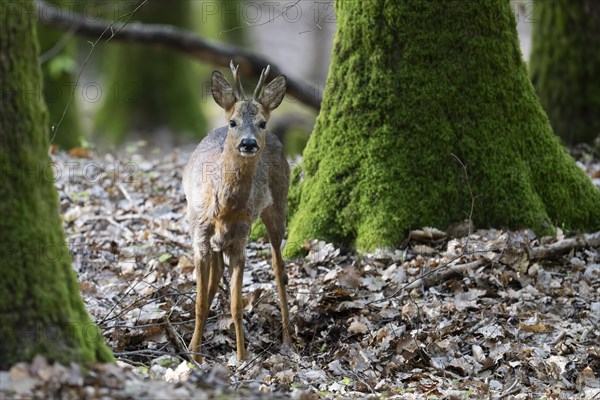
top-left (237, 137), bottom-right (260, 156)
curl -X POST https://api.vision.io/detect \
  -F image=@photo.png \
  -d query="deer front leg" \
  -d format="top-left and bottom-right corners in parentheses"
top-left (189, 249), bottom-right (211, 362)
top-left (227, 250), bottom-right (246, 360)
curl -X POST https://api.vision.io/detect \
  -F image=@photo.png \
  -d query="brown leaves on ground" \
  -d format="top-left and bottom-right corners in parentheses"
top-left (1, 146), bottom-right (599, 399)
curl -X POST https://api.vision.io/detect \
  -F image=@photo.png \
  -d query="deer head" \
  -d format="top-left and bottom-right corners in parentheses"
top-left (211, 61), bottom-right (287, 158)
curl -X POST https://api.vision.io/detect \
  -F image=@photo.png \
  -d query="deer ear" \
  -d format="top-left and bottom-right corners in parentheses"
top-left (258, 75), bottom-right (286, 112)
top-left (211, 71), bottom-right (236, 111)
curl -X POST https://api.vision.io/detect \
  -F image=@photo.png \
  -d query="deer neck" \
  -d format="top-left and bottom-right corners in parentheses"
top-left (217, 150), bottom-right (259, 214)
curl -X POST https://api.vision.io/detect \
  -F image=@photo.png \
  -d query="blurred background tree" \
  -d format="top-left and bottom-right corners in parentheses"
top-left (38, 0), bottom-right (82, 150)
top-left (530, 0), bottom-right (600, 146)
top-left (94, 0), bottom-right (207, 145)
top-left (219, 0), bottom-right (246, 45)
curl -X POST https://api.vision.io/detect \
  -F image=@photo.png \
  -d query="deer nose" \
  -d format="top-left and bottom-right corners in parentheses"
top-left (238, 138), bottom-right (259, 153)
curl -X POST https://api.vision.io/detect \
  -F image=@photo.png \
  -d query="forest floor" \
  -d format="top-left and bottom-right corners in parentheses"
top-left (1, 143), bottom-right (600, 399)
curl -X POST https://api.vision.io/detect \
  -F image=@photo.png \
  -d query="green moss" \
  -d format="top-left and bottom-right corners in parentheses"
top-left (249, 219), bottom-right (268, 242)
top-left (37, 0), bottom-right (82, 150)
top-left (530, 0), bottom-right (600, 145)
top-left (284, 0), bottom-right (600, 258)
top-left (94, 0), bottom-right (207, 143)
top-left (0, 1), bottom-right (114, 369)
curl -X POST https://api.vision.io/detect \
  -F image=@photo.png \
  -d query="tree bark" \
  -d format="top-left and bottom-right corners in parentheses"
top-left (0, 0), bottom-right (113, 369)
top-left (284, 0), bottom-right (600, 256)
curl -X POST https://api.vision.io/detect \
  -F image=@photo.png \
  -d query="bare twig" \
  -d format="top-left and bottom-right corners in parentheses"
top-left (85, 215), bottom-right (135, 238)
top-left (113, 214), bottom-right (153, 222)
top-left (451, 154), bottom-right (475, 235)
top-left (528, 231), bottom-right (600, 260)
top-left (99, 269), bottom-right (156, 325)
top-left (116, 182), bottom-right (135, 209)
top-left (113, 348), bottom-right (177, 357)
top-left (154, 231), bottom-right (192, 250)
top-left (164, 315), bottom-right (190, 359)
top-left (497, 377), bottom-right (521, 399)
top-left (299, 0), bottom-right (334, 34)
top-left (39, 23), bottom-right (79, 64)
top-left (35, 0), bottom-right (322, 111)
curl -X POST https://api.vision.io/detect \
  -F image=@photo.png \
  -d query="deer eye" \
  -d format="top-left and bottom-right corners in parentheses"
top-left (229, 120), bottom-right (237, 128)
top-left (259, 121), bottom-right (266, 129)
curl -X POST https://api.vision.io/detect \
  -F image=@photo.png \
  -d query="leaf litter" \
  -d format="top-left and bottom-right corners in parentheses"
top-left (1, 146), bottom-right (599, 399)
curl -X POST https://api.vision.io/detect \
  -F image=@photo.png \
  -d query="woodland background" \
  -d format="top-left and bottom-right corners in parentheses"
top-left (1, 1), bottom-right (600, 399)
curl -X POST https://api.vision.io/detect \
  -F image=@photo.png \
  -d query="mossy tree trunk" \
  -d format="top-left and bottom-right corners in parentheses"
top-left (0, 0), bottom-right (113, 369)
top-left (284, 0), bottom-right (600, 257)
top-left (94, 0), bottom-right (207, 144)
top-left (38, 0), bottom-right (83, 150)
top-left (530, 0), bottom-right (600, 146)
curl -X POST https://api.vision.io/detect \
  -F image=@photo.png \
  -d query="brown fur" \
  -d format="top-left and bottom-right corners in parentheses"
top-left (182, 65), bottom-right (290, 362)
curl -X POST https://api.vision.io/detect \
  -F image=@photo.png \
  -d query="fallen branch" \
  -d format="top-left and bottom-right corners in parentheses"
top-left (407, 230), bottom-right (600, 289)
top-left (35, 0), bottom-right (322, 111)
top-left (528, 231), bottom-right (600, 260)
top-left (405, 259), bottom-right (487, 290)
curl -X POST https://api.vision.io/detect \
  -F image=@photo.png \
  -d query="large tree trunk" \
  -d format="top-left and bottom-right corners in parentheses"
top-left (94, 0), bottom-right (207, 144)
top-left (530, 0), bottom-right (600, 146)
top-left (0, 0), bottom-right (113, 369)
top-left (284, 0), bottom-right (600, 256)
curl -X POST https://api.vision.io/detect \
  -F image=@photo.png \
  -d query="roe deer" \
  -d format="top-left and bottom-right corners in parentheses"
top-left (182, 61), bottom-right (291, 362)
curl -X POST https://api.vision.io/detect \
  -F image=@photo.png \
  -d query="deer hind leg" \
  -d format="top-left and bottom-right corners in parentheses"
top-left (189, 247), bottom-right (213, 362)
top-left (262, 207), bottom-right (292, 347)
